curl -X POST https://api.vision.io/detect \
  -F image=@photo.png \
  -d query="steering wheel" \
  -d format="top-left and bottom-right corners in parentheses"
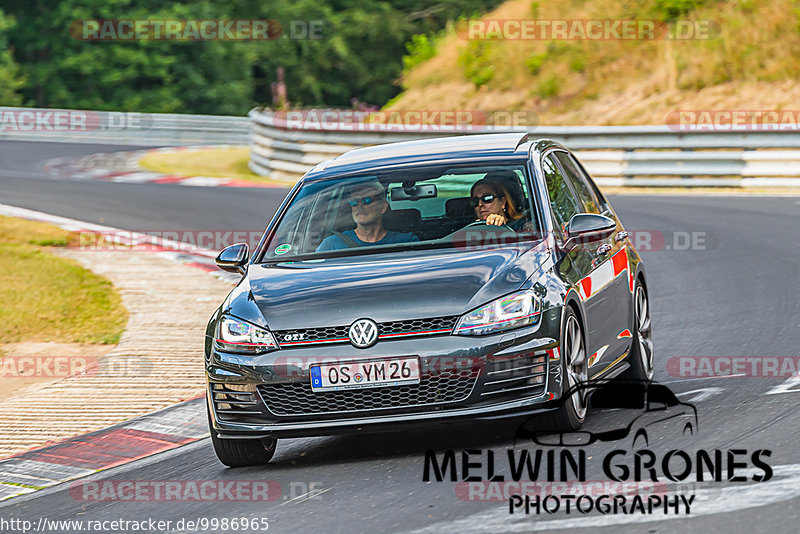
top-left (463, 220), bottom-right (514, 231)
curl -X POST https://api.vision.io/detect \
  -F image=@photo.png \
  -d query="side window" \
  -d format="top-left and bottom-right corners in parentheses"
top-left (554, 152), bottom-right (601, 214)
top-left (542, 155), bottom-right (580, 236)
top-left (569, 153), bottom-right (609, 209)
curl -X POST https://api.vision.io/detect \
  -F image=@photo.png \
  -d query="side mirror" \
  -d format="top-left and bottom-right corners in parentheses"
top-left (563, 213), bottom-right (616, 250)
top-left (215, 243), bottom-right (249, 274)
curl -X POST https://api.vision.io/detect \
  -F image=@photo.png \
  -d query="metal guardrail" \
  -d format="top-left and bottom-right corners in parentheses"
top-left (249, 109), bottom-right (800, 187)
top-left (0, 107), bottom-right (250, 146)
top-left (4, 106), bottom-right (797, 187)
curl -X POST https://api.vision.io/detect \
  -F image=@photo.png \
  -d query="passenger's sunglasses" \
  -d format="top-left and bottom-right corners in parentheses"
top-left (348, 196), bottom-right (375, 207)
top-left (470, 193), bottom-right (502, 207)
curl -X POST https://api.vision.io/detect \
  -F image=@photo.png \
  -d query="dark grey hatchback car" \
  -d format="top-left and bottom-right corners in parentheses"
top-left (205, 133), bottom-right (653, 466)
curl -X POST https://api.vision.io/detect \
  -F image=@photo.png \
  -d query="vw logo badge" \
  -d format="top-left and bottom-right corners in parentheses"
top-left (349, 319), bottom-right (378, 348)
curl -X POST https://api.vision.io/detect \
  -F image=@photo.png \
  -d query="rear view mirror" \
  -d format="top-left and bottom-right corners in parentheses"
top-left (390, 183), bottom-right (437, 201)
top-left (215, 243), bottom-right (249, 274)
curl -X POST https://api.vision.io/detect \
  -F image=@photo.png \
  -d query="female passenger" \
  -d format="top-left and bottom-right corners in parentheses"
top-left (469, 172), bottom-right (528, 230)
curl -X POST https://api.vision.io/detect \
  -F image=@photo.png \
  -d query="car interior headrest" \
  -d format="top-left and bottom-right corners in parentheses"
top-left (383, 208), bottom-right (421, 231)
top-left (445, 197), bottom-right (473, 220)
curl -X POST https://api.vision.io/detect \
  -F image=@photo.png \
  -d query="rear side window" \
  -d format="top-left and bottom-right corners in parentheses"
top-left (542, 155), bottom-right (580, 235)
top-left (554, 151), bottom-right (601, 214)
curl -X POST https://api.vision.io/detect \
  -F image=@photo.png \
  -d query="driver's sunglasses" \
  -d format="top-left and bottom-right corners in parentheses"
top-left (348, 196), bottom-right (375, 207)
top-left (470, 193), bottom-right (501, 207)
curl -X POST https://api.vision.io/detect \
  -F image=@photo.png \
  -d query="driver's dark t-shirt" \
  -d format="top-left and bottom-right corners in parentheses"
top-left (316, 230), bottom-right (419, 251)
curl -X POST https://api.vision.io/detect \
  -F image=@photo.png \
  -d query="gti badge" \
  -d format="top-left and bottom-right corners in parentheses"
top-left (349, 319), bottom-right (378, 348)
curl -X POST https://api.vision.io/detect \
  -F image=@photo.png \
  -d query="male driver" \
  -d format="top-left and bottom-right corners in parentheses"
top-left (316, 181), bottom-right (419, 251)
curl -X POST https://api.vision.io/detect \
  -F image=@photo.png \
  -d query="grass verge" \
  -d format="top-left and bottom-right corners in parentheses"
top-left (138, 147), bottom-right (280, 185)
top-left (0, 216), bottom-right (128, 344)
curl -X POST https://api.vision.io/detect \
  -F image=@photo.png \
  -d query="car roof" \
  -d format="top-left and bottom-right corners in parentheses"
top-left (303, 133), bottom-right (561, 180)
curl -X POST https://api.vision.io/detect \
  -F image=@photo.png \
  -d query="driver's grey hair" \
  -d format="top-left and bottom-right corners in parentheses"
top-left (348, 180), bottom-right (387, 202)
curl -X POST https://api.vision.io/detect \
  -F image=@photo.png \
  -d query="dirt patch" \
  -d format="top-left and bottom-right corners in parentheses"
top-left (0, 249), bottom-right (233, 458)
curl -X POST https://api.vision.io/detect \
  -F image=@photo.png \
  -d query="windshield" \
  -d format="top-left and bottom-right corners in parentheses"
top-left (259, 163), bottom-right (540, 261)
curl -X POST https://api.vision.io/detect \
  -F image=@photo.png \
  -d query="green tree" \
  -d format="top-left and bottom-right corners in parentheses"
top-left (0, 9), bottom-right (25, 106)
top-left (3, 0), bottom-right (503, 113)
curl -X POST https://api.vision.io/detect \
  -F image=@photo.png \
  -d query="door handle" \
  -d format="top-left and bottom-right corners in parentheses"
top-left (596, 243), bottom-right (612, 255)
top-left (615, 231), bottom-right (629, 242)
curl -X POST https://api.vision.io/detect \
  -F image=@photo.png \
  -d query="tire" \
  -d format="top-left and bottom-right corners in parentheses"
top-left (541, 307), bottom-right (588, 431)
top-left (207, 405), bottom-right (277, 467)
top-left (620, 278), bottom-right (654, 382)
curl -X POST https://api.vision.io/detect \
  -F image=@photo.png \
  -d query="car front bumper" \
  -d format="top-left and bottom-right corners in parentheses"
top-left (206, 308), bottom-right (566, 439)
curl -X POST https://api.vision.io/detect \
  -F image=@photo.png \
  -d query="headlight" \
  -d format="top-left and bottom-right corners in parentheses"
top-left (454, 290), bottom-right (541, 336)
top-left (214, 316), bottom-right (278, 354)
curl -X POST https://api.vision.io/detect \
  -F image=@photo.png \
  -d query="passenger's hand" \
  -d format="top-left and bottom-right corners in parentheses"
top-left (485, 214), bottom-right (508, 226)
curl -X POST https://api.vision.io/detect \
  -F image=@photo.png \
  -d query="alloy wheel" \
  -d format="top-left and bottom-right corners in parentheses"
top-left (635, 284), bottom-right (654, 380)
top-left (564, 314), bottom-right (588, 419)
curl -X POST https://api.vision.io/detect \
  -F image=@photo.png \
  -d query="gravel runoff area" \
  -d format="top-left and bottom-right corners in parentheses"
top-left (0, 249), bottom-right (233, 458)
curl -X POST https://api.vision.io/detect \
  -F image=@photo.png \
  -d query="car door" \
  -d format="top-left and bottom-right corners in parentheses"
top-left (540, 153), bottom-right (606, 369)
top-left (552, 151), bottom-right (631, 372)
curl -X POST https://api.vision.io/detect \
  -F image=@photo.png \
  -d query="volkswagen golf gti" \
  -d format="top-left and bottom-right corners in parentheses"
top-left (205, 133), bottom-right (653, 466)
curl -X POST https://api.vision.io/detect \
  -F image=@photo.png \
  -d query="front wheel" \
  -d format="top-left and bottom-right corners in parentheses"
top-left (621, 279), bottom-right (654, 382)
top-left (208, 405), bottom-right (277, 467)
top-left (543, 307), bottom-right (588, 431)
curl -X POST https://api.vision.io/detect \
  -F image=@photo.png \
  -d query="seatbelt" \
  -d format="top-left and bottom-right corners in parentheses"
top-left (332, 231), bottom-right (361, 248)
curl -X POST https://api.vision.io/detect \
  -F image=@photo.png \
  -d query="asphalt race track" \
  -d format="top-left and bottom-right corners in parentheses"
top-left (2, 140), bottom-right (800, 533)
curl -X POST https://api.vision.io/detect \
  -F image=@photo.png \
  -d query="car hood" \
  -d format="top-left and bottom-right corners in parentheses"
top-left (242, 244), bottom-right (550, 330)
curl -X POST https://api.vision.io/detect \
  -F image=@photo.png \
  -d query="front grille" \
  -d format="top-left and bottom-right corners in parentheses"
top-left (274, 315), bottom-right (458, 347)
top-left (258, 368), bottom-right (478, 417)
top-left (481, 353), bottom-right (547, 398)
top-left (275, 325), bottom-right (349, 345)
top-left (378, 316), bottom-right (458, 338)
top-left (211, 383), bottom-right (268, 423)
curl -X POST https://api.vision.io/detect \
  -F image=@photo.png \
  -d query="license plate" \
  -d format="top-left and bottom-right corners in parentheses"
top-left (310, 357), bottom-right (420, 391)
